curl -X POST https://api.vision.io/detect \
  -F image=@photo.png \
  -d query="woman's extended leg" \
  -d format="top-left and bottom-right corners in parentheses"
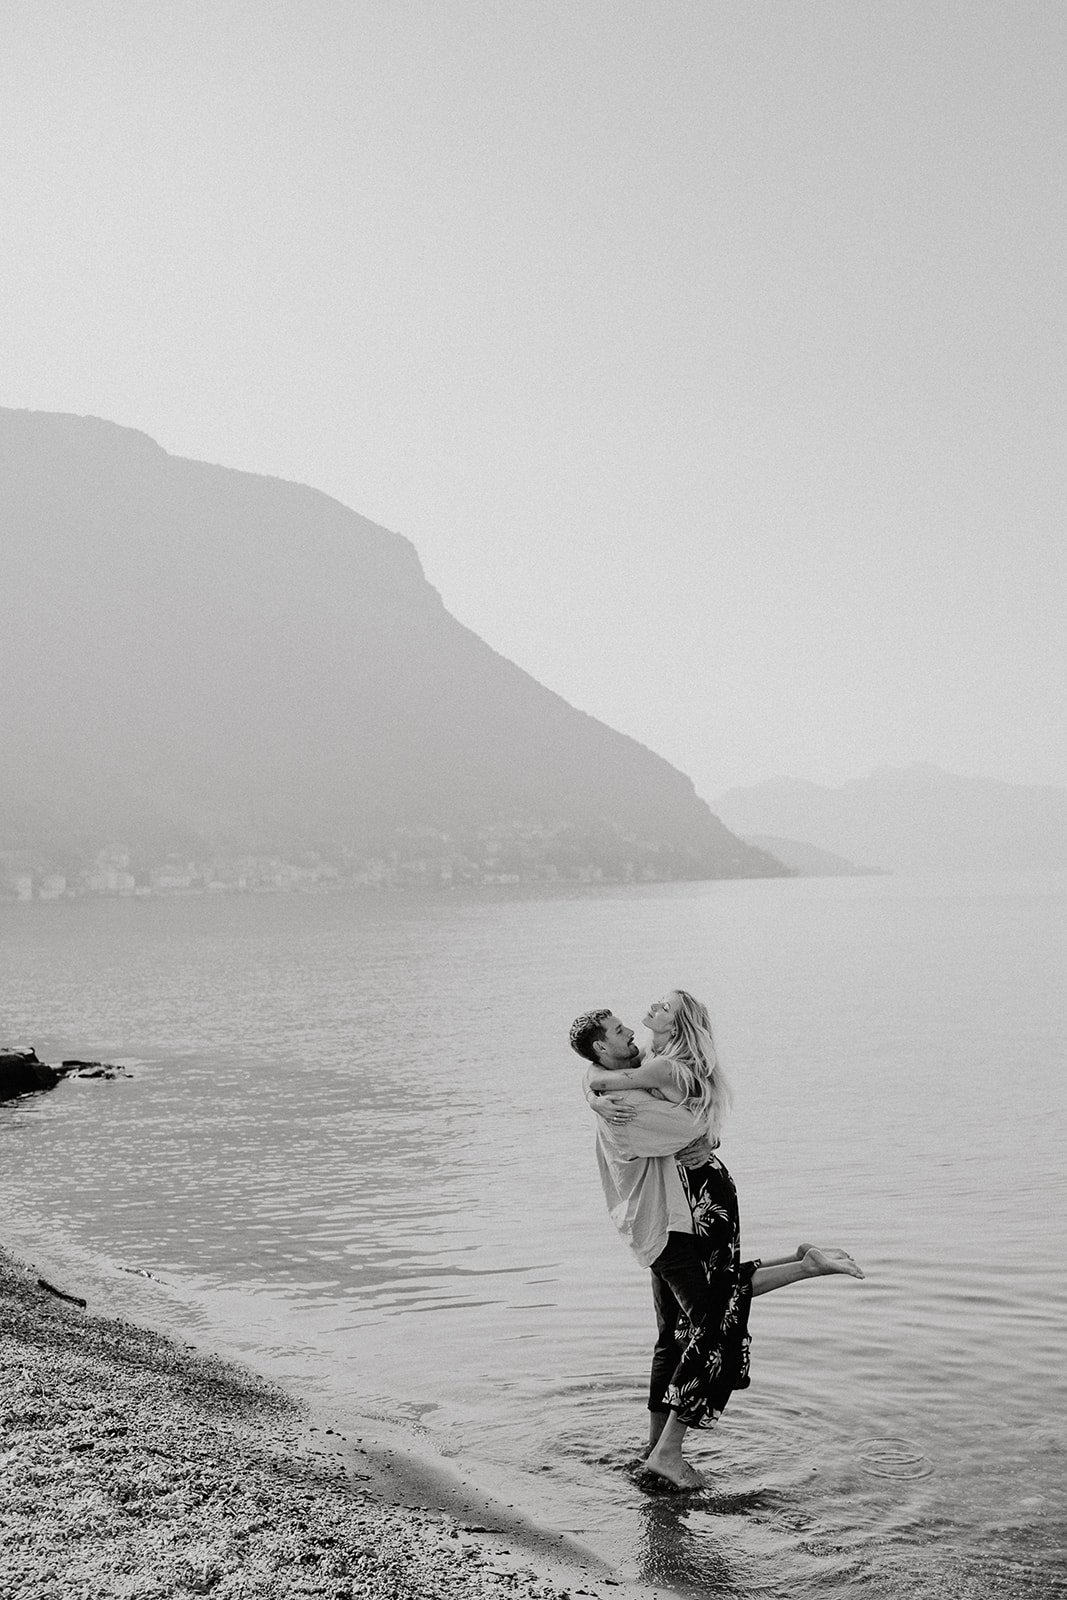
top-left (750, 1245), bottom-right (864, 1297)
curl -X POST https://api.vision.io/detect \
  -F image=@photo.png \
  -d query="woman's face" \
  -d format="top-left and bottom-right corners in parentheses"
top-left (643, 991), bottom-right (681, 1038)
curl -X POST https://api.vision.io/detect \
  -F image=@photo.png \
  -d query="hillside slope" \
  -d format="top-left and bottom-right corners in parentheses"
top-left (0, 408), bottom-right (780, 883)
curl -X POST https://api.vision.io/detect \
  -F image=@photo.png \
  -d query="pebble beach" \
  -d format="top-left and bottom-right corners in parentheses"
top-left (0, 1246), bottom-right (642, 1600)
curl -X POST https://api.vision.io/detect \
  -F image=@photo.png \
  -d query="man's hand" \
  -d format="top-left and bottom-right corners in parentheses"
top-left (675, 1134), bottom-right (714, 1169)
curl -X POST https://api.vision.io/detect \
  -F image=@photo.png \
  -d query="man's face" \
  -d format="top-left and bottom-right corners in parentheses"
top-left (594, 1013), bottom-right (638, 1068)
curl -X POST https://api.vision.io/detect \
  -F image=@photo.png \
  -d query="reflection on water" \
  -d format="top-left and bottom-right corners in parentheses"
top-left (1, 874), bottom-right (1065, 1598)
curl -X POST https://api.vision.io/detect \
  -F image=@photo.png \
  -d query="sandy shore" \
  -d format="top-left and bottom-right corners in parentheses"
top-left (0, 1245), bottom-right (642, 1600)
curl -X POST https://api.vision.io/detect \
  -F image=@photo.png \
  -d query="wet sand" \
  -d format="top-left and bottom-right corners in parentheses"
top-left (0, 1245), bottom-right (645, 1600)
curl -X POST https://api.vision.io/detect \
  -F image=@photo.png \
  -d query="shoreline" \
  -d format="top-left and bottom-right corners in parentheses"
top-left (0, 1241), bottom-right (652, 1600)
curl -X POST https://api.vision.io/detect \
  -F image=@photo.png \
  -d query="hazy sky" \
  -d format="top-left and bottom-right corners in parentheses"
top-left (3, 2), bottom-right (1064, 798)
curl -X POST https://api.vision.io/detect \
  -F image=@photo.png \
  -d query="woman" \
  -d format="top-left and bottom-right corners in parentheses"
top-left (584, 989), bottom-right (863, 1489)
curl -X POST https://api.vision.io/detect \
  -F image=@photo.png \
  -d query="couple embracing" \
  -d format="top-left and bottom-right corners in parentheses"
top-left (569, 990), bottom-right (863, 1490)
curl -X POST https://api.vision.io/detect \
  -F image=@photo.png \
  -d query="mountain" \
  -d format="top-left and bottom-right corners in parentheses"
top-left (742, 835), bottom-right (880, 877)
top-left (715, 765), bottom-right (1067, 874)
top-left (0, 407), bottom-right (782, 886)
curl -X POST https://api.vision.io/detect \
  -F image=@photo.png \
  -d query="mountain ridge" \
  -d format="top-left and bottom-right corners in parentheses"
top-left (1, 407), bottom-right (782, 888)
top-left (715, 764), bottom-right (1067, 874)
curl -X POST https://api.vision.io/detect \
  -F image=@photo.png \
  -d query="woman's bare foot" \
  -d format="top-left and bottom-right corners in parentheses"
top-left (796, 1242), bottom-right (854, 1260)
top-left (801, 1246), bottom-right (865, 1279)
top-left (644, 1447), bottom-right (706, 1489)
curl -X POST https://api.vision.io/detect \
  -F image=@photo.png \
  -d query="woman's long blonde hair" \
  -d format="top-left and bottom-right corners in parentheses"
top-left (659, 989), bottom-right (732, 1142)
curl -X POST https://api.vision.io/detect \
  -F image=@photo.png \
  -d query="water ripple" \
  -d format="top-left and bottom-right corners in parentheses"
top-left (2, 876), bottom-right (1065, 1599)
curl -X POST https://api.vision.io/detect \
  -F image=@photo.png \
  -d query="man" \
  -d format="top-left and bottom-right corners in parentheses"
top-left (569, 1009), bottom-right (712, 1270)
top-left (569, 1007), bottom-right (718, 1487)
top-left (569, 1006), bottom-right (865, 1489)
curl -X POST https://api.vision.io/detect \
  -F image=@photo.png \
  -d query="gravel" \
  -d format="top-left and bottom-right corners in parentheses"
top-left (0, 1247), bottom-right (629, 1600)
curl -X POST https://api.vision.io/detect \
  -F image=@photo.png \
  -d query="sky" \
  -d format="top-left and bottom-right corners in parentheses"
top-left (2, 1), bottom-right (1064, 800)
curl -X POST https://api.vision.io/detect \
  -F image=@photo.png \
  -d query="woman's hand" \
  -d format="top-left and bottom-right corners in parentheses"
top-left (589, 1092), bottom-right (638, 1126)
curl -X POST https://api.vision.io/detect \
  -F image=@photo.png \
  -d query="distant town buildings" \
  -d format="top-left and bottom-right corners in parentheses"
top-left (0, 818), bottom-right (689, 900)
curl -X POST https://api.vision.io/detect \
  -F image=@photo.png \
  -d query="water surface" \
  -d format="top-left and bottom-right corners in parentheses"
top-left (2, 875), bottom-right (1064, 1596)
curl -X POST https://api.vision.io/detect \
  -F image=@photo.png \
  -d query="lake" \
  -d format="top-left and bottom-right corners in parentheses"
top-left (1, 874), bottom-right (1065, 1597)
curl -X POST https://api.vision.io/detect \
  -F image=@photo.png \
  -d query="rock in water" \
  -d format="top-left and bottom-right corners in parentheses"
top-left (59, 1059), bottom-right (125, 1079)
top-left (0, 1048), bottom-right (59, 1101)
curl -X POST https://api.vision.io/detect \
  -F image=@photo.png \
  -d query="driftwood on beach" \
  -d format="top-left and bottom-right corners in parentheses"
top-left (36, 1276), bottom-right (88, 1309)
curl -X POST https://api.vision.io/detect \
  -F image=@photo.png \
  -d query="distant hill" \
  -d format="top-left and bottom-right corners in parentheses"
top-left (715, 765), bottom-right (1067, 874)
top-left (743, 835), bottom-right (880, 877)
top-left (0, 407), bottom-right (782, 885)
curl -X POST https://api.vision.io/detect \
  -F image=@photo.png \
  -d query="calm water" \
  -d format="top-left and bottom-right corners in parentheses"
top-left (1, 876), bottom-right (1065, 1597)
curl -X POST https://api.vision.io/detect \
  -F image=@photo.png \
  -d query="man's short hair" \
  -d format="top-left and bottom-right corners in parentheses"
top-left (569, 1008), bottom-right (612, 1063)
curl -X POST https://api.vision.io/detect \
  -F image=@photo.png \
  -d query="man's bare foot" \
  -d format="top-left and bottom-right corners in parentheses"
top-left (644, 1449), bottom-right (706, 1489)
top-left (644, 1414), bottom-right (668, 1457)
top-left (801, 1246), bottom-right (865, 1279)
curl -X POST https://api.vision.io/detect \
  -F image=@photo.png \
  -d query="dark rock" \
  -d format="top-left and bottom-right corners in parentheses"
top-left (58, 1060), bottom-right (129, 1081)
top-left (1, 1046), bottom-right (40, 1064)
top-left (0, 1049), bottom-right (59, 1101)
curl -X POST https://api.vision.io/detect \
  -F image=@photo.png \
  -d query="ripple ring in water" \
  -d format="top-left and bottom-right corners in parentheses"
top-left (857, 1437), bottom-right (933, 1480)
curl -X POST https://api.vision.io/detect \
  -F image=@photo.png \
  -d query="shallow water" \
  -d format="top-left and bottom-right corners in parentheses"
top-left (2, 875), bottom-right (1065, 1596)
